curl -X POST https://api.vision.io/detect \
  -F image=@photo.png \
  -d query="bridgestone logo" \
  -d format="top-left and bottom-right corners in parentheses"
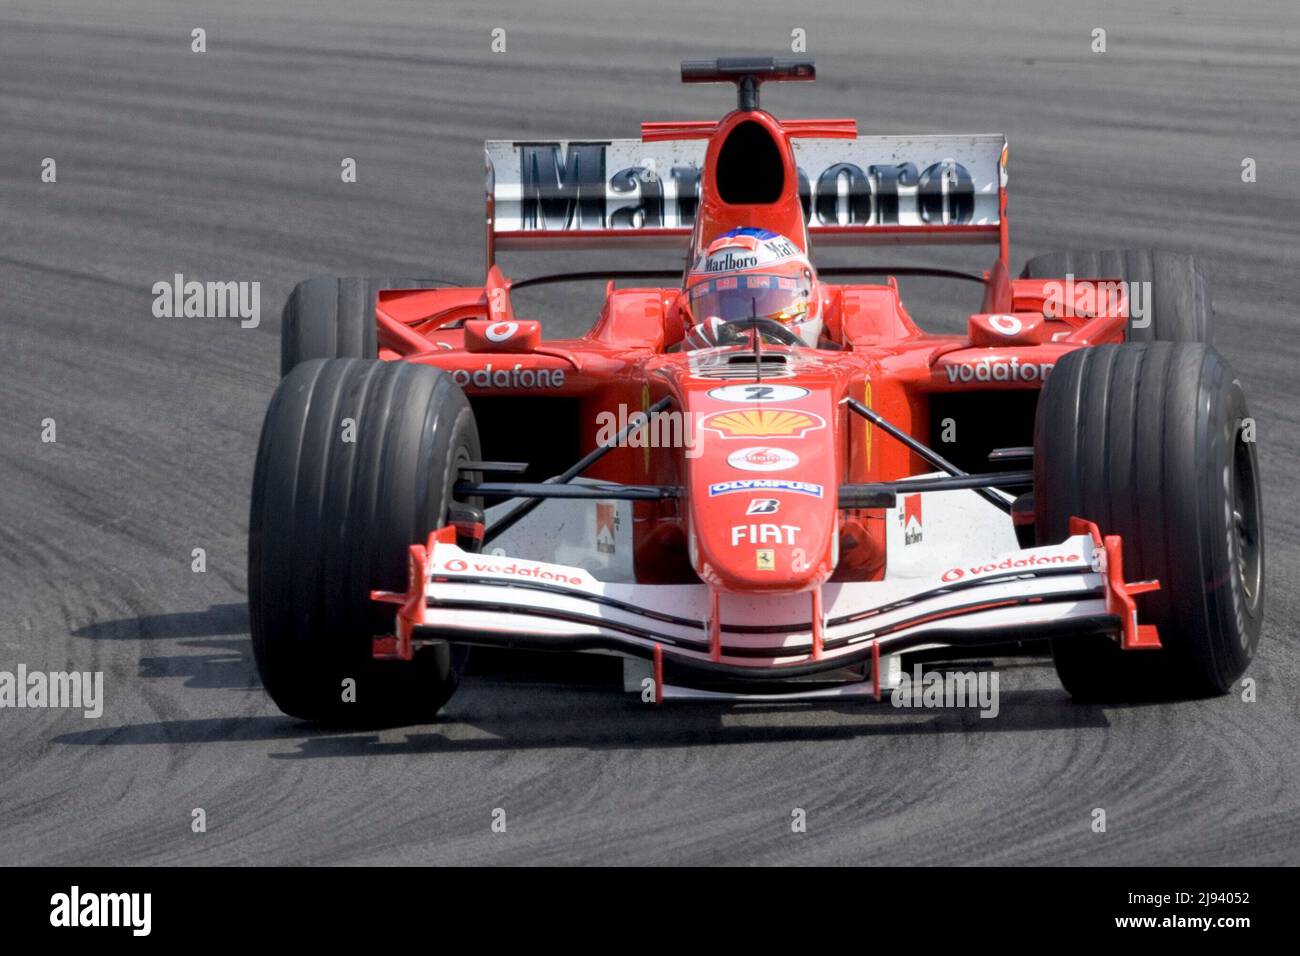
top-left (944, 358), bottom-right (1054, 384)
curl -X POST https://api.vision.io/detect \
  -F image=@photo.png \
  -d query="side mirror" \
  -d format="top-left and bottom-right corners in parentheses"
top-left (666, 291), bottom-right (696, 345)
top-left (464, 318), bottom-right (542, 352)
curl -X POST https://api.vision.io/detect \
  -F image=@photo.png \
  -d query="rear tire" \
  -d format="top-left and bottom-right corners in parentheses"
top-left (280, 276), bottom-right (442, 377)
top-left (1020, 249), bottom-right (1211, 343)
top-left (249, 358), bottom-right (479, 724)
top-left (1033, 343), bottom-right (1263, 701)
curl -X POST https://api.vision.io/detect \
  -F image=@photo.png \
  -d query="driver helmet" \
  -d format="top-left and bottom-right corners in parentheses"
top-left (683, 227), bottom-right (822, 348)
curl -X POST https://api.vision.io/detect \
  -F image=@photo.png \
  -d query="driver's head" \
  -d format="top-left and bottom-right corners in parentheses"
top-left (684, 228), bottom-right (822, 347)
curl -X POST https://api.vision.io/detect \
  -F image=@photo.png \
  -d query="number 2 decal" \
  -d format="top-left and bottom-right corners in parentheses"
top-left (707, 383), bottom-right (810, 403)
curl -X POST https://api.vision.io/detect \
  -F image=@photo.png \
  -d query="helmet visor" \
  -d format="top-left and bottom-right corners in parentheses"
top-left (687, 272), bottom-right (812, 326)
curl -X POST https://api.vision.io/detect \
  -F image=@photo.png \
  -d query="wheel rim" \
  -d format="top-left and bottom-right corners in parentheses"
top-left (1231, 425), bottom-right (1263, 610)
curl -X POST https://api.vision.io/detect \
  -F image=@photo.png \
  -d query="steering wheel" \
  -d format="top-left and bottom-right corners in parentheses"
top-left (714, 316), bottom-right (804, 347)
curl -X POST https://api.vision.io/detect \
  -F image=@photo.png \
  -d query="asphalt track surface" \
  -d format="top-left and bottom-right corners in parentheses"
top-left (1, 0), bottom-right (1298, 865)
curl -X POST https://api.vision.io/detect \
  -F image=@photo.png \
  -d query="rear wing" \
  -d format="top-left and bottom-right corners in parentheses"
top-left (485, 131), bottom-right (1008, 259)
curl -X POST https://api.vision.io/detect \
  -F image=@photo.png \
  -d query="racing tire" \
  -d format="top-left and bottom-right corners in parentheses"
top-left (249, 358), bottom-right (479, 724)
top-left (280, 276), bottom-right (442, 377)
top-left (1034, 342), bottom-right (1263, 701)
top-left (1019, 249), bottom-right (1211, 343)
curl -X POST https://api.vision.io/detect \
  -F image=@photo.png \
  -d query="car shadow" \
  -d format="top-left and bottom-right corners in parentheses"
top-left (71, 606), bottom-right (619, 693)
top-left (273, 686), bottom-right (1111, 759)
top-left (60, 605), bottom-right (1117, 755)
top-left (73, 602), bottom-right (260, 691)
top-left (51, 680), bottom-right (1113, 756)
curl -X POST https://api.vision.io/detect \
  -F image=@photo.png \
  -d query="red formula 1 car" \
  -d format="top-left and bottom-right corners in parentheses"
top-left (249, 58), bottom-right (1264, 724)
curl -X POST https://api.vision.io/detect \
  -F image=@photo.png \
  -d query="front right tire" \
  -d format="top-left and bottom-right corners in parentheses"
top-left (249, 358), bottom-right (479, 724)
top-left (280, 276), bottom-right (444, 377)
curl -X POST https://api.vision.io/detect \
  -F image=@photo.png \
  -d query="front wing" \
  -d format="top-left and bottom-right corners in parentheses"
top-left (372, 519), bottom-right (1160, 701)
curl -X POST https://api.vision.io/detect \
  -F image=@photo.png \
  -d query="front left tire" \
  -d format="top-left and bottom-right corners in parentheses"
top-left (1033, 342), bottom-right (1263, 701)
top-left (1020, 248), bottom-right (1212, 344)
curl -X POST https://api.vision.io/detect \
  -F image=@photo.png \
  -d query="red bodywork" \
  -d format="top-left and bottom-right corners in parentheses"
top-left (365, 98), bottom-right (1157, 685)
top-left (375, 105), bottom-right (1127, 590)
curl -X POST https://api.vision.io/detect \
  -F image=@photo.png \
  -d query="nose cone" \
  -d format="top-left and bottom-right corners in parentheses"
top-left (683, 381), bottom-right (838, 592)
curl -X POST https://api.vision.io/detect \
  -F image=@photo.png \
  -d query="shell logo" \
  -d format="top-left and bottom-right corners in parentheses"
top-left (702, 408), bottom-right (825, 439)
